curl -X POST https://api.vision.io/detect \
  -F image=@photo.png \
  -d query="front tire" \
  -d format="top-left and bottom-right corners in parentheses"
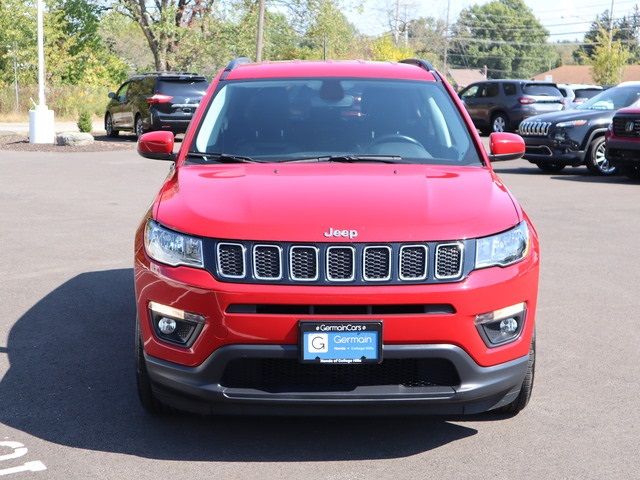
top-left (585, 136), bottom-right (617, 175)
top-left (136, 323), bottom-right (170, 415)
top-left (135, 115), bottom-right (145, 139)
top-left (105, 113), bottom-right (119, 138)
top-left (534, 162), bottom-right (565, 173)
top-left (499, 336), bottom-right (535, 414)
top-left (491, 112), bottom-right (509, 133)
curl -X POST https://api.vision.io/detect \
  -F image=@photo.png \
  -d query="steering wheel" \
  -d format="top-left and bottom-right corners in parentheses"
top-left (369, 134), bottom-right (423, 147)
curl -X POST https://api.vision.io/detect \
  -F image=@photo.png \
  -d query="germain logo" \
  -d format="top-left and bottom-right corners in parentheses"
top-left (323, 227), bottom-right (358, 239)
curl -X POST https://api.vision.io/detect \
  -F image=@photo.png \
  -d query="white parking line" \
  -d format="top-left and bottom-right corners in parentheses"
top-left (0, 442), bottom-right (46, 476)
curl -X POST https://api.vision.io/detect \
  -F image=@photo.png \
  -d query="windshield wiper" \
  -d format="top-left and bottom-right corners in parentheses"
top-left (282, 155), bottom-right (407, 164)
top-left (186, 152), bottom-right (266, 163)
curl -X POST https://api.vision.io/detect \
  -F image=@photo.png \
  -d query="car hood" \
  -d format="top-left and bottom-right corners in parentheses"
top-left (523, 108), bottom-right (614, 124)
top-left (155, 163), bottom-right (520, 242)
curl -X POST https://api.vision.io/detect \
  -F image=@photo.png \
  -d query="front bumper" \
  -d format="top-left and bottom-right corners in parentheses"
top-left (146, 344), bottom-right (529, 415)
top-left (150, 111), bottom-right (193, 133)
top-left (606, 137), bottom-right (640, 168)
top-left (522, 136), bottom-right (586, 166)
top-left (134, 221), bottom-right (539, 414)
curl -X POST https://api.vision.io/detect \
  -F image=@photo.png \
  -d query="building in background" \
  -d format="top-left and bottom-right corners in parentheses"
top-left (533, 65), bottom-right (640, 85)
top-left (447, 68), bottom-right (487, 91)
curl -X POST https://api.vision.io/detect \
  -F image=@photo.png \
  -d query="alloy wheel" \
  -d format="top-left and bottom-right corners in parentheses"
top-left (493, 116), bottom-right (506, 133)
top-left (136, 117), bottom-right (144, 138)
top-left (594, 142), bottom-right (616, 175)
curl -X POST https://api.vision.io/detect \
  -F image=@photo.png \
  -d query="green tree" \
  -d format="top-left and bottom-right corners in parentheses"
top-left (117, 0), bottom-right (216, 71)
top-left (405, 17), bottom-right (446, 68)
top-left (450, 0), bottom-right (558, 78)
top-left (298, 0), bottom-right (358, 59)
top-left (588, 27), bottom-right (632, 85)
top-left (574, 7), bottom-right (640, 64)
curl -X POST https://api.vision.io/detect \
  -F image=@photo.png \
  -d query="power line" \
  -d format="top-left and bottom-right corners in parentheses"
top-left (453, 36), bottom-right (639, 46)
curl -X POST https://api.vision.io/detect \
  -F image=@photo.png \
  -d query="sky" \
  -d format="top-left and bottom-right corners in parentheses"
top-left (344, 0), bottom-right (640, 41)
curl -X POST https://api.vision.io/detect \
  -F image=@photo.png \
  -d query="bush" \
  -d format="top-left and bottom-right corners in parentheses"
top-left (0, 84), bottom-right (111, 121)
top-left (77, 111), bottom-right (93, 133)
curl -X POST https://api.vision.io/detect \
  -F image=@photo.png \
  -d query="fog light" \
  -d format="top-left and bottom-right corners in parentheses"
top-left (500, 317), bottom-right (518, 334)
top-left (158, 317), bottom-right (177, 334)
top-left (476, 302), bottom-right (526, 347)
top-left (148, 301), bottom-right (205, 347)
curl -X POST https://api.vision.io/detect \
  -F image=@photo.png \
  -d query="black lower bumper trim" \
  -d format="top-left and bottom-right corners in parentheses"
top-left (145, 344), bottom-right (529, 415)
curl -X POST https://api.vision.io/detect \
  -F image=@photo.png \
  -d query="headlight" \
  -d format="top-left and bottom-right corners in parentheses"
top-left (555, 119), bottom-right (587, 128)
top-left (144, 220), bottom-right (203, 268)
top-left (475, 221), bottom-right (530, 269)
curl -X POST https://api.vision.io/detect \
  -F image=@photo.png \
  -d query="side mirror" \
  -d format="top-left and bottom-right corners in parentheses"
top-left (108, 92), bottom-right (116, 99)
top-left (138, 131), bottom-right (175, 161)
top-left (488, 132), bottom-right (525, 162)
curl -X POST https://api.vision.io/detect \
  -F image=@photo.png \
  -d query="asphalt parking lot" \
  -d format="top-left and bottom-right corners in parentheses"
top-left (1, 141), bottom-right (639, 479)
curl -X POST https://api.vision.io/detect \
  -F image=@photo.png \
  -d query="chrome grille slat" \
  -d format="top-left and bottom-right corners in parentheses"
top-left (399, 245), bottom-right (428, 280)
top-left (289, 246), bottom-right (319, 281)
top-left (363, 246), bottom-right (392, 281)
top-left (253, 245), bottom-right (282, 280)
top-left (326, 246), bottom-right (356, 281)
top-left (435, 243), bottom-right (464, 280)
top-left (217, 243), bottom-right (246, 278)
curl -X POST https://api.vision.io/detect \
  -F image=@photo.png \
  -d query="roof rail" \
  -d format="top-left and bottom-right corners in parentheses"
top-left (136, 71), bottom-right (201, 77)
top-left (399, 58), bottom-right (435, 72)
top-left (220, 57), bottom-right (252, 80)
top-left (399, 58), bottom-right (442, 82)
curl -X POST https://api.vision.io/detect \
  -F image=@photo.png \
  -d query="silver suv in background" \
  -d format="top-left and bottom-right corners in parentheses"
top-left (458, 80), bottom-right (564, 134)
top-left (557, 84), bottom-right (603, 108)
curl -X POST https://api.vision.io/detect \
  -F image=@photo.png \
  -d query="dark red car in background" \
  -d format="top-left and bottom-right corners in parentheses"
top-left (605, 106), bottom-right (640, 179)
top-left (133, 58), bottom-right (540, 417)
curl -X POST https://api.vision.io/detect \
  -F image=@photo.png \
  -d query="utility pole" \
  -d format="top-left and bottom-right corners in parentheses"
top-left (323, 34), bottom-right (327, 60)
top-left (394, 0), bottom-right (400, 45)
top-left (404, 4), bottom-right (409, 46)
top-left (443, 0), bottom-right (451, 73)
top-left (255, 0), bottom-right (266, 62)
top-left (609, 0), bottom-right (615, 44)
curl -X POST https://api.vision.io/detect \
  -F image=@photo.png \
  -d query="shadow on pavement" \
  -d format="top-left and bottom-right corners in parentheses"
top-left (0, 269), bottom-right (477, 461)
top-left (493, 164), bottom-right (640, 184)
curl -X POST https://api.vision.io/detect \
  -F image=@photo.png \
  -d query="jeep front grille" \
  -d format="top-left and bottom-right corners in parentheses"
top-left (612, 117), bottom-right (640, 137)
top-left (211, 240), bottom-right (467, 285)
top-left (519, 121), bottom-right (551, 137)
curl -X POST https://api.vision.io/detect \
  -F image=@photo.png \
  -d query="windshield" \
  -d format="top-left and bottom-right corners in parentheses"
top-left (576, 86), bottom-right (640, 111)
top-left (192, 79), bottom-right (481, 165)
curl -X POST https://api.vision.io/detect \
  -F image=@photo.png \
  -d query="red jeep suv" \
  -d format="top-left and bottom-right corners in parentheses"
top-left (134, 58), bottom-right (540, 416)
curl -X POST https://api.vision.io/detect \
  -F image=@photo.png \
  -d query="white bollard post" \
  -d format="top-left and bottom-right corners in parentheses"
top-left (29, 0), bottom-right (55, 144)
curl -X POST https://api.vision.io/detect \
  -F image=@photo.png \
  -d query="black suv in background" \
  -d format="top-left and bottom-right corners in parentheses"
top-left (459, 80), bottom-right (564, 134)
top-left (105, 72), bottom-right (208, 137)
top-left (520, 83), bottom-right (640, 175)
